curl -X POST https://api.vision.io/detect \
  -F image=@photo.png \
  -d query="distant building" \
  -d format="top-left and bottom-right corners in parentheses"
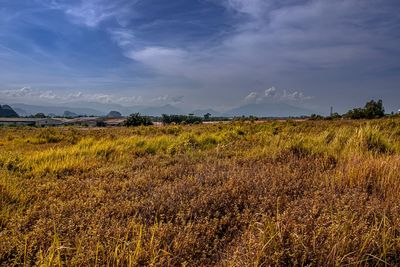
top-left (0, 117), bottom-right (126, 127)
top-left (0, 118), bottom-right (63, 127)
top-left (61, 117), bottom-right (125, 127)
top-left (104, 118), bottom-right (125, 126)
top-left (62, 117), bottom-right (99, 127)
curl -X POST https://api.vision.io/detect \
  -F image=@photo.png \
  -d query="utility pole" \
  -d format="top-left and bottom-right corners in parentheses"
top-left (330, 106), bottom-right (333, 117)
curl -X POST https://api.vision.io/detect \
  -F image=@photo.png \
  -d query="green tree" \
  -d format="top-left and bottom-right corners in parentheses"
top-left (309, 114), bottom-right (324, 120)
top-left (124, 113), bottom-right (153, 127)
top-left (364, 99), bottom-right (384, 119)
top-left (344, 99), bottom-right (385, 119)
top-left (161, 114), bottom-right (203, 125)
top-left (204, 113), bottom-right (211, 120)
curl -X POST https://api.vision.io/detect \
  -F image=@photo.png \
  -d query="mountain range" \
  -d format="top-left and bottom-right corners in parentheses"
top-left (225, 102), bottom-right (312, 117)
top-left (8, 101), bottom-right (314, 118)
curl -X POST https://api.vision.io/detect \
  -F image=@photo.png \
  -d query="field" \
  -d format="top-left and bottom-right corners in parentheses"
top-left (1, 119), bottom-right (400, 266)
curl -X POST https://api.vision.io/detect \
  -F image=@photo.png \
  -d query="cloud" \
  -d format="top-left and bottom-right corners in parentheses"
top-left (244, 87), bottom-right (313, 104)
top-left (0, 87), bottom-right (144, 105)
top-left (224, 0), bottom-right (269, 18)
top-left (109, 28), bottom-right (136, 48)
top-left (151, 95), bottom-right (184, 104)
top-left (171, 95), bottom-right (184, 104)
top-left (244, 91), bottom-right (259, 102)
top-left (0, 87), bottom-right (188, 107)
top-left (42, 0), bottom-right (137, 27)
top-left (127, 47), bottom-right (189, 76)
top-left (2, 87), bottom-right (33, 97)
top-left (108, 0), bottom-right (400, 102)
top-left (264, 87), bottom-right (277, 98)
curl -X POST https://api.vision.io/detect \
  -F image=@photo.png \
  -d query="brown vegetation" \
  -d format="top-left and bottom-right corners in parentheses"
top-left (1, 119), bottom-right (400, 266)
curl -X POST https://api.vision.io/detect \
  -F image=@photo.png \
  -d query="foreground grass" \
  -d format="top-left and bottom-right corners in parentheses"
top-left (1, 119), bottom-right (400, 266)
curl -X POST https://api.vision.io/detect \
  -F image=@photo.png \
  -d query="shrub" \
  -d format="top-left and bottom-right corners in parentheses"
top-left (161, 114), bottom-right (203, 125)
top-left (124, 113), bottom-right (153, 127)
top-left (309, 114), bottom-right (324, 120)
top-left (96, 120), bottom-right (107, 127)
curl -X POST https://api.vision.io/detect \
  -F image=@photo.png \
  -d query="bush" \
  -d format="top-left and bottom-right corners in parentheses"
top-left (328, 112), bottom-right (342, 120)
top-left (96, 120), bottom-right (107, 127)
top-left (309, 114), bottom-right (324, 120)
top-left (161, 114), bottom-right (203, 125)
top-left (124, 113), bottom-right (153, 127)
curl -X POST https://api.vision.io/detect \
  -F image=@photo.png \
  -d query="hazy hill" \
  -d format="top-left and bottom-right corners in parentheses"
top-left (59, 102), bottom-right (186, 116)
top-left (225, 102), bottom-right (313, 117)
top-left (60, 101), bottom-right (133, 115)
top-left (106, 111), bottom-right (123, 118)
top-left (63, 111), bottom-right (79, 118)
top-left (191, 108), bottom-right (222, 117)
top-left (10, 103), bottom-right (103, 116)
top-left (137, 104), bottom-right (184, 116)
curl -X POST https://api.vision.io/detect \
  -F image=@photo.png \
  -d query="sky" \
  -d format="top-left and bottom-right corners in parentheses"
top-left (0, 0), bottom-right (400, 114)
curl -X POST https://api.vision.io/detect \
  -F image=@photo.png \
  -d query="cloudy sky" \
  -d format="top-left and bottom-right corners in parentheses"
top-left (1, 0), bottom-right (400, 113)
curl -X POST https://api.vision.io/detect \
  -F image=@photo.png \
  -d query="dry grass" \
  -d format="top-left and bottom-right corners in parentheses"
top-left (1, 119), bottom-right (400, 266)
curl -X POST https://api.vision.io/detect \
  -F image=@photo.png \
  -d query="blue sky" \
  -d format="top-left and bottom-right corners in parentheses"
top-left (0, 0), bottom-right (400, 113)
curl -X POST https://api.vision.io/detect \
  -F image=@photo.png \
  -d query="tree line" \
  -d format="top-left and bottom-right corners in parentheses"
top-left (311, 99), bottom-right (387, 120)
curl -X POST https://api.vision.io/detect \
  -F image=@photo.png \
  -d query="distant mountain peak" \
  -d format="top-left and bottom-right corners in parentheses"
top-left (0, 104), bottom-right (19, 117)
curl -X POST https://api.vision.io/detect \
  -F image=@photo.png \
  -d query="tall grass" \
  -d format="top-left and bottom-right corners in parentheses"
top-left (1, 119), bottom-right (400, 265)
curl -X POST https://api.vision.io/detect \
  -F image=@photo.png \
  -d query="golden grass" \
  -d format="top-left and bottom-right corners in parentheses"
top-left (1, 119), bottom-right (400, 266)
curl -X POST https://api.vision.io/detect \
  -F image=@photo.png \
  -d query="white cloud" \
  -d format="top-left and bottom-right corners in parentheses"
top-left (0, 87), bottom-right (188, 107)
top-left (43, 0), bottom-right (136, 27)
top-left (282, 90), bottom-right (313, 101)
top-left (3, 87), bottom-right (32, 97)
top-left (151, 95), bottom-right (184, 104)
top-left (0, 87), bottom-right (145, 105)
top-left (224, 0), bottom-right (269, 19)
top-left (264, 87), bottom-right (277, 98)
top-left (109, 28), bottom-right (135, 48)
top-left (244, 91), bottom-right (259, 102)
top-left (128, 47), bottom-right (190, 76)
top-left (244, 87), bottom-right (313, 104)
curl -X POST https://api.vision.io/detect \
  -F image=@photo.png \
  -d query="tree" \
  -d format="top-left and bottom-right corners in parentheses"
top-left (364, 99), bottom-right (384, 119)
top-left (344, 99), bottom-right (385, 119)
top-left (344, 108), bottom-right (366, 119)
top-left (124, 113), bottom-right (153, 127)
top-left (204, 113), bottom-right (211, 120)
top-left (96, 120), bottom-right (107, 127)
top-left (161, 114), bottom-right (203, 125)
top-left (309, 114), bottom-right (324, 120)
top-left (330, 112), bottom-right (342, 119)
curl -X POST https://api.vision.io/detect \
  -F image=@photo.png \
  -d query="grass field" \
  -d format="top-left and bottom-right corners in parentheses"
top-left (1, 119), bottom-right (400, 266)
